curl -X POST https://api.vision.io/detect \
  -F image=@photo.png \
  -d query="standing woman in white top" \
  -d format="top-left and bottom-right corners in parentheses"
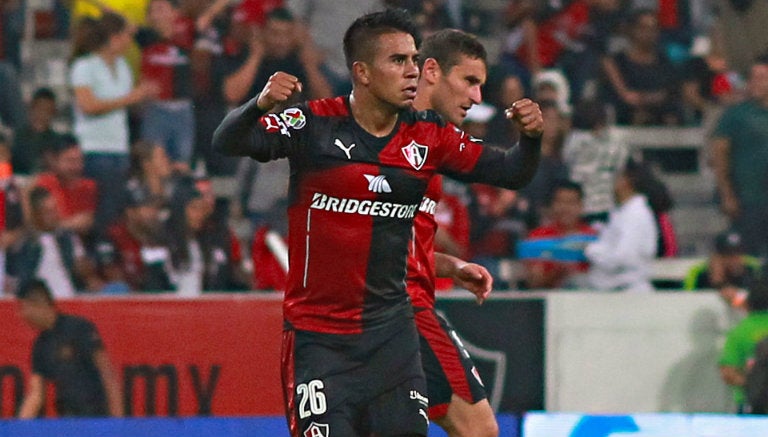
top-left (69, 12), bottom-right (158, 237)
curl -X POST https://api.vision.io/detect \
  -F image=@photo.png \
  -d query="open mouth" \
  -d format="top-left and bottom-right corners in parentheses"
top-left (403, 86), bottom-right (418, 97)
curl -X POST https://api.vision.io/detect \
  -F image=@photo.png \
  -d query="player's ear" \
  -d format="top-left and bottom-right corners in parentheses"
top-left (352, 61), bottom-right (371, 86)
top-left (421, 58), bottom-right (441, 85)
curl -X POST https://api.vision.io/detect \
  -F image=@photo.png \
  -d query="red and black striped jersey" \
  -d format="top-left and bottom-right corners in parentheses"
top-left (406, 175), bottom-right (443, 310)
top-left (214, 96), bottom-right (540, 334)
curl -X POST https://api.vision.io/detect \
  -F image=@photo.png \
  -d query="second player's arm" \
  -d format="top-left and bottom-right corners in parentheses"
top-left (435, 252), bottom-right (493, 304)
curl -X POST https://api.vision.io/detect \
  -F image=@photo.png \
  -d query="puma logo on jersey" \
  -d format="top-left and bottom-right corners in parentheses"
top-left (334, 138), bottom-right (356, 159)
top-left (364, 174), bottom-right (392, 193)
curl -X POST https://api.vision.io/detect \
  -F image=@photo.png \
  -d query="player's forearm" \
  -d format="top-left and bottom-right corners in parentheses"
top-left (212, 97), bottom-right (266, 157)
top-left (434, 252), bottom-right (465, 278)
top-left (17, 390), bottom-right (43, 419)
top-left (453, 135), bottom-right (542, 189)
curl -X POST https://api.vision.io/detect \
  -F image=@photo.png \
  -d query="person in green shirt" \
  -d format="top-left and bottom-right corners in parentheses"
top-left (711, 54), bottom-right (768, 257)
top-left (719, 280), bottom-right (768, 412)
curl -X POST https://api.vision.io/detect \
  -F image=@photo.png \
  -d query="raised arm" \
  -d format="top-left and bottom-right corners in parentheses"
top-left (443, 99), bottom-right (543, 189)
top-left (212, 71), bottom-right (304, 160)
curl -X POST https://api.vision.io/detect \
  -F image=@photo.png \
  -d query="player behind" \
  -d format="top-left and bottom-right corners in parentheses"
top-left (408, 29), bottom-right (542, 437)
top-left (212, 9), bottom-right (542, 437)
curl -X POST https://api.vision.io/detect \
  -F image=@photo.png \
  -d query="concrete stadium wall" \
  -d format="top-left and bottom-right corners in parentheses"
top-left (544, 292), bottom-right (740, 413)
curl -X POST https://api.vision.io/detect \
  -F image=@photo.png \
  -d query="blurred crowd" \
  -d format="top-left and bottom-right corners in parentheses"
top-left (1, 0), bottom-right (768, 296)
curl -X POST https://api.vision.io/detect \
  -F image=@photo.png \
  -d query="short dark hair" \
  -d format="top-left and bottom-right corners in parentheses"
top-left (50, 133), bottom-right (80, 155)
top-left (343, 8), bottom-right (421, 71)
top-left (32, 87), bottom-right (57, 102)
top-left (547, 179), bottom-right (584, 205)
top-left (16, 278), bottom-right (54, 304)
top-left (29, 186), bottom-right (52, 212)
top-left (418, 29), bottom-right (486, 72)
top-left (267, 7), bottom-right (294, 22)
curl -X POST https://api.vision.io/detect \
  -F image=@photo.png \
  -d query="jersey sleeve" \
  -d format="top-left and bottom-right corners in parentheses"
top-left (212, 97), bottom-right (309, 162)
top-left (436, 125), bottom-right (542, 190)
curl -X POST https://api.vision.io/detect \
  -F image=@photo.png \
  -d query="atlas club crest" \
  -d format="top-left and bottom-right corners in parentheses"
top-left (401, 141), bottom-right (428, 170)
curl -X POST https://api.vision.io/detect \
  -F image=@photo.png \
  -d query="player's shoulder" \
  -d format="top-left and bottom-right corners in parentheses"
top-left (401, 108), bottom-right (450, 128)
top-left (307, 96), bottom-right (350, 117)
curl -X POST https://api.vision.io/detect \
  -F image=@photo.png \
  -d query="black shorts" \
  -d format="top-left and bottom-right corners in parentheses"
top-left (282, 320), bottom-right (428, 437)
top-left (415, 308), bottom-right (488, 419)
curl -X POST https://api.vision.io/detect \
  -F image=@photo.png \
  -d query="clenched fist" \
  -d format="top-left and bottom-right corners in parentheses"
top-left (256, 71), bottom-right (303, 111)
top-left (505, 98), bottom-right (544, 139)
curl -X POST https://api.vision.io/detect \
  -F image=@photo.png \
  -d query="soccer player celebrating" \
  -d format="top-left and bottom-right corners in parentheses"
top-left (213, 9), bottom-right (542, 437)
top-left (408, 29), bottom-right (528, 437)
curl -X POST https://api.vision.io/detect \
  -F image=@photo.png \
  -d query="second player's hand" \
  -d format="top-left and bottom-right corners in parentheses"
top-left (453, 263), bottom-right (493, 305)
top-left (257, 72), bottom-right (303, 111)
top-left (505, 98), bottom-right (544, 138)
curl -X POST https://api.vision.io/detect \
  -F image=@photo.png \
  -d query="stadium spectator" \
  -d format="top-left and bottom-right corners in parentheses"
top-left (558, 0), bottom-right (625, 103)
top-left (0, 60), bottom-right (24, 130)
top-left (484, 72), bottom-right (526, 146)
top-left (521, 180), bottom-right (596, 289)
top-left (234, 158), bottom-right (290, 231)
top-left (684, 230), bottom-right (763, 293)
top-left (719, 280), bottom-right (768, 413)
top-left (69, 12), bottom-right (159, 236)
top-left (165, 179), bottom-right (249, 295)
top-left (0, 135), bottom-right (25, 294)
top-left (135, 0), bottom-right (196, 167)
top-left (679, 40), bottom-right (744, 126)
top-left (100, 183), bottom-right (173, 292)
top-left (16, 278), bottom-right (123, 418)
top-left (710, 54), bottom-right (768, 258)
top-left (11, 87), bottom-right (63, 175)
top-left (636, 161), bottom-right (677, 258)
top-left (388, 0), bottom-right (458, 37)
top-left (710, 0), bottom-right (768, 78)
top-left (497, 0), bottom-right (539, 76)
top-left (220, 7), bottom-right (332, 107)
top-left (564, 99), bottom-right (628, 224)
top-left (6, 186), bottom-right (92, 297)
top-left (601, 9), bottom-right (681, 125)
top-left (31, 134), bottom-right (98, 240)
top-left (125, 140), bottom-right (190, 213)
top-left (585, 159), bottom-right (658, 292)
top-left (516, 99), bottom-right (570, 228)
top-left (0, 0), bottom-right (24, 71)
top-left (286, 0), bottom-right (381, 95)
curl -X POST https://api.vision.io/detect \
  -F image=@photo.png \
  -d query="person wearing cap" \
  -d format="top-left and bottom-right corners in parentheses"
top-left (719, 281), bottom-right (768, 413)
top-left (684, 230), bottom-right (763, 299)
